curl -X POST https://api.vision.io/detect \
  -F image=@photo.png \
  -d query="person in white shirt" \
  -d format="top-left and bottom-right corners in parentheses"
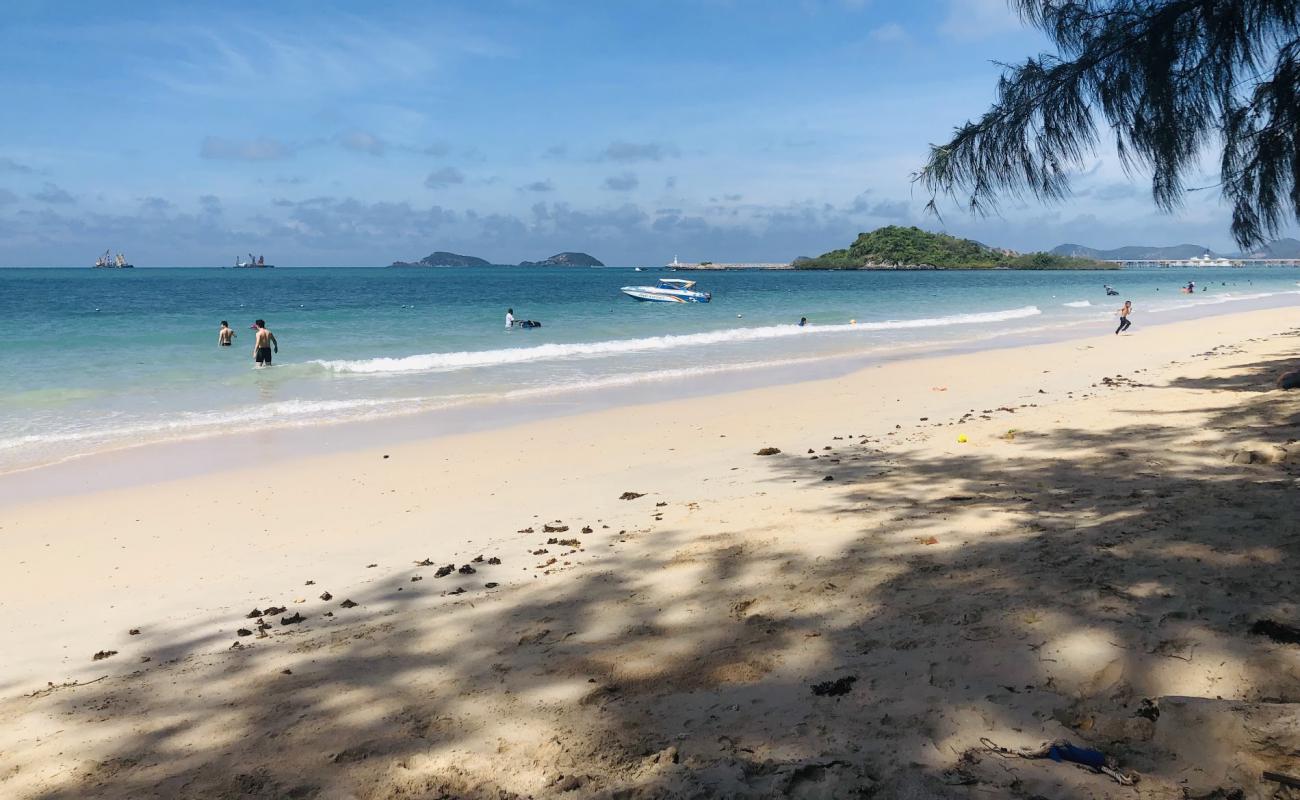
top-left (505, 308), bottom-right (515, 329)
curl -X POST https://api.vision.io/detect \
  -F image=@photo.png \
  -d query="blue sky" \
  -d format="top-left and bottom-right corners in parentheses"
top-left (0, 0), bottom-right (1259, 266)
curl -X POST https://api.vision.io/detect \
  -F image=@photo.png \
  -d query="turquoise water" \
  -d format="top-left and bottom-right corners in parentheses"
top-left (2, 265), bottom-right (1298, 472)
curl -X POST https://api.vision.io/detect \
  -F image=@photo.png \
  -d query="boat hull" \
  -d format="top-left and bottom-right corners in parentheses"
top-left (621, 287), bottom-right (711, 303)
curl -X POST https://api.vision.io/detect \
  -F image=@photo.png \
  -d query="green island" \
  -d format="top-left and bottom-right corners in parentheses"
top-left (796, 225), bottom-right (1115, 270)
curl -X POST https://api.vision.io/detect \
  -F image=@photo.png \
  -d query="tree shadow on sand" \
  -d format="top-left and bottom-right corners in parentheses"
top-left (7, 352), bottom-right (1300, 799)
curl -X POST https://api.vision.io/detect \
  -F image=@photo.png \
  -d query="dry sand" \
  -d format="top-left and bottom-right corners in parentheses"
top-left (2, 306), bottom-right (1299, 799)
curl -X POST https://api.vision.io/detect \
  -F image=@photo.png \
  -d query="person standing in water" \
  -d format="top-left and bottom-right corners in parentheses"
top-left (252, 319), bottom-right (278, 366)
top-left (1115, 301), bottom-right (1132, 334)
top-left (218, 321), bottom-right (235, 347)
top-left (505, 308), bottom-right (515, 329)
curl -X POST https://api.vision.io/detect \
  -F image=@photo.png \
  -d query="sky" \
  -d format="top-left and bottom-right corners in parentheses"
top-left (0, 0), bottom-right (1270, 266)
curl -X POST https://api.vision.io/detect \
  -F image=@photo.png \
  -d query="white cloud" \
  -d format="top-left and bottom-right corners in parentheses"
top-left (601, 141), bottom-right (680, 163)
top-left (338, 131), bottom-right (386, 156)
top-left (867, 22), bottom-right (908, 44)
top-left (940, 0), bottom-right (1024, 40)
top-left (112, 15), bottom-right (506, 103)
top-left (0, 157), bottom-right (34, 174)
top-left (200, 136), bottom-right (292, 161)
top-left (424, 167), bottom-right (466, 189)
top-left (32, 182), bottom-right (76, 204)
top-left (602, 173), bottom-right (639, 191)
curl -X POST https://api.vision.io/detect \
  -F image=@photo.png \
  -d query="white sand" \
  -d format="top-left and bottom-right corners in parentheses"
top-left (2, 306), bottom-right (1298, 799)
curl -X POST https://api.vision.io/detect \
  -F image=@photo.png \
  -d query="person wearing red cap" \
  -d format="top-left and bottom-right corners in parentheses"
top-left (251, 319), bottom-right (278, 366)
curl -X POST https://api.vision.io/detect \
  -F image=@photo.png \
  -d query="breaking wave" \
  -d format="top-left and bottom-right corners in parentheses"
top-left (311, 306), bottom-right (1044, 375)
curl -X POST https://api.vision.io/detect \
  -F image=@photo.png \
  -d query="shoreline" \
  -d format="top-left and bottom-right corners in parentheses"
top-left (4, 293), bottom-right (1297, 502)
top-left (2, 303), bottom-right (1298, 797)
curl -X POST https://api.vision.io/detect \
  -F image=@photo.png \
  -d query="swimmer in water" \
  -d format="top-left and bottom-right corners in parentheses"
top-left (798, 317), bottom-right (807, 327)
top-left (218, 320), bottom-right (235, 347)
top-left (251, 319), bottom-right (278, 366)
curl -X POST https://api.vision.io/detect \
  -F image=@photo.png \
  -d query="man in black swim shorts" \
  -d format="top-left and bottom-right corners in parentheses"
top-left (252, 319), bottom-right (278, 366)
top-left (218, 320), bottom-right (235, 347)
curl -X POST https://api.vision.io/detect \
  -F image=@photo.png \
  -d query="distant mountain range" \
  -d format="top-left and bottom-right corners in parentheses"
top-left (1241, 238), bottom-right (1300, 258)
top-left (1051, 238), bottom-right (1300, 260)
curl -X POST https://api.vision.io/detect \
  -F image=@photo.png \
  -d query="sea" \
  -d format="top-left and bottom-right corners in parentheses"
top-left (2, 265), bottom-right (1298, 474)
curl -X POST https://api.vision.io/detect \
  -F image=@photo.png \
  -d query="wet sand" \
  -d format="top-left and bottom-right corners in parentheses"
top-left (2, 306), bottom-right (1298, 799)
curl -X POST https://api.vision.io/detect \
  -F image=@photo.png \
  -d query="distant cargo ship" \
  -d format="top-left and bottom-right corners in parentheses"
top-left (234, 253), bottom-right (274, 268)
top-left (93, 250), bottom-right (133, 268)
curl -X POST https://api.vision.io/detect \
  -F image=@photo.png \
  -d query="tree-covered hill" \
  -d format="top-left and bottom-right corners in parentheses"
top-left (797, 226), bottom-right (1113, 269)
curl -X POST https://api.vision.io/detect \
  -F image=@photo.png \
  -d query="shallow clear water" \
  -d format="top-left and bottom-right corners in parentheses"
top-left (2, 265), bottom-right (1298, 471)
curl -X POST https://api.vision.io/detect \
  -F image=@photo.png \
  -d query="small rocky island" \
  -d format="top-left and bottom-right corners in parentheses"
top-left (389, 251), bottom-right (491, 267)
top-left (518, 252), bottom-right (604, 267)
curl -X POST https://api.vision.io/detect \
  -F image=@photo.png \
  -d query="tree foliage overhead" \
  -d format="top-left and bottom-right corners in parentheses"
top-left (797, 225), bottom-right (1112, 269)
top-left (917, 0), bottom-right (1300, 248)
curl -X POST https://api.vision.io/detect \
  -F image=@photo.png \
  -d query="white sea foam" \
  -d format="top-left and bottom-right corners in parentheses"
top-left (1062, 300), bottom-right (1092, 307)
top-left (1145, 289), bottom-right (1300, 313)
top-left (311, 305), bottom-right (1044, 375)
top-left (0, 356), bottom-right (857, 472)
top-left (0, 397), bottom-right (429, 454)
top-left (498, 355), bottom-right (836, 401)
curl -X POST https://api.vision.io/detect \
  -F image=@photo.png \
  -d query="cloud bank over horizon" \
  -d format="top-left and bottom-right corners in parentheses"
top-left (0, 0), bottom-right (1276, 266)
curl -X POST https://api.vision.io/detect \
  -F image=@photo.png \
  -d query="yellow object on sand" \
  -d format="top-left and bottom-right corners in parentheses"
top-left (957, 434), bottom-right (968, 443)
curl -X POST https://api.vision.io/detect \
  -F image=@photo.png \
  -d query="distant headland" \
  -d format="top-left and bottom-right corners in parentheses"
top-left (518, 252), bottom-right (604, 267)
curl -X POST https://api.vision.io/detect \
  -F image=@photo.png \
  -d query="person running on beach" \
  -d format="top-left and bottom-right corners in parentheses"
top-left (218, 321), bottom-right (235, 347)
top-left (251, 319), bottom-right (278, 366)
top-left (1115, 301), bottom-right (1132, 335)
top-left (505, 308), bottom-right (515, 329)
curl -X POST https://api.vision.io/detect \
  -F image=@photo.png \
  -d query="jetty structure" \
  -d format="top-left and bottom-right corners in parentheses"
top-left (1107, 256), bottom-right (1300, 269)
top-left (664, 255), bottom-right (790, 270)
top-left (1107, 253), bottom-right (1300, 268)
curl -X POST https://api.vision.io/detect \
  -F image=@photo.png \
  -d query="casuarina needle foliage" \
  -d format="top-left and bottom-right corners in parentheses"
top-left (918, 0), bottom-right (1300, 249)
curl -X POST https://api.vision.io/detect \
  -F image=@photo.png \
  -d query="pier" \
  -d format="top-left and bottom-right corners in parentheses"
top-left (1110, 257), bottom-right (1300, 268)
top-left (668, 261), bottom-right (791, 270)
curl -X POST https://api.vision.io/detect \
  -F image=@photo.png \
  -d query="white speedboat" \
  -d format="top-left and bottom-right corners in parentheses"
top-left (620, 278), bottom-right (712, 303)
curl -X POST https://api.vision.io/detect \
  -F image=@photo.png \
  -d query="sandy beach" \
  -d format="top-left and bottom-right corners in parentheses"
top-left (3, 305), bottom-right (1299, 799)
